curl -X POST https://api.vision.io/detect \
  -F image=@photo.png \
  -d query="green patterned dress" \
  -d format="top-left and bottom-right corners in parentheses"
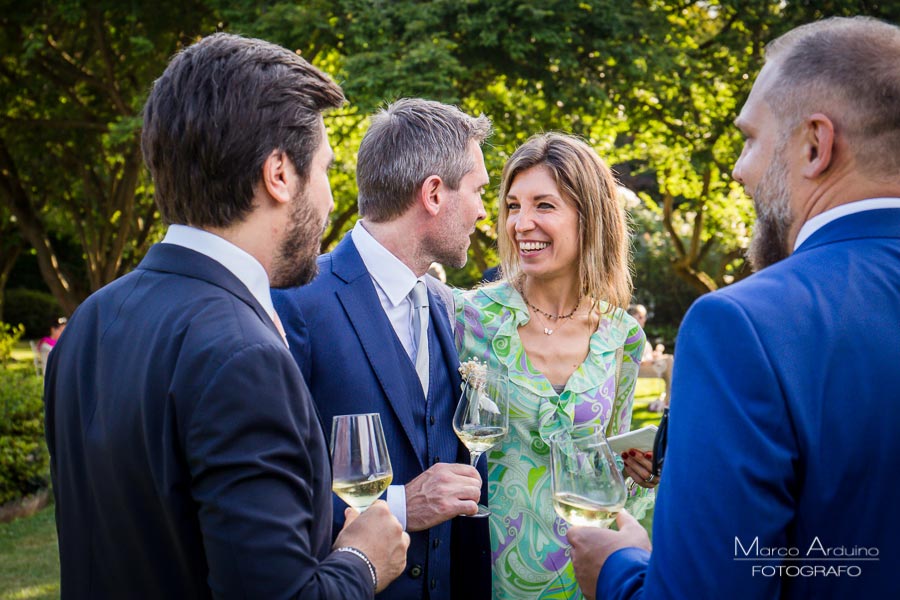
top-left (453, 282), bottom-right (645, 599)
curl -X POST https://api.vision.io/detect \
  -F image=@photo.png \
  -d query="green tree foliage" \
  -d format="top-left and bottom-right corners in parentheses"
top-left (0, 322), bottom-right (24, 365)
top-left (3, 1), bottom-right (898, 321)
top-left (0, 1), bottom-right (217, 313)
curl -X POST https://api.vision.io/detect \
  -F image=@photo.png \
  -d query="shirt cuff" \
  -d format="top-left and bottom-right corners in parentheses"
top-left (387, 484), bottom-right (407, 530)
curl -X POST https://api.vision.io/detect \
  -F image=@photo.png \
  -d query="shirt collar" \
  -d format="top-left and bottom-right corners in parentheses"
top-left (793, 197), bottom-right (900, 251)
top-left (162, 224), bottom-right (276, 318)
top-left (351, 220), bottom-right (420, 305)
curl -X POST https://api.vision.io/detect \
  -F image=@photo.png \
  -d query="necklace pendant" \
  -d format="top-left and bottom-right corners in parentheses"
top-left (543, 327), bottom-right (554, 335)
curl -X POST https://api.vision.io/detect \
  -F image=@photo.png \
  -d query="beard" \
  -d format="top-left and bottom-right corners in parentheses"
top-left (270, 187), bottom-right (327, 288)
top-left (424, 193), bottom-right (472, 269)
top-left (747, 149), bottom-right (794, 271)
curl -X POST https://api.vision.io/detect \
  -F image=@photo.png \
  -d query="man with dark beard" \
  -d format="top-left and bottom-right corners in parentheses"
top-left (44, 33), bottom-right (409, 599)
top-left (566, 16), bottom-right (900, 599)
top-left (273, 98), bottom-right (492, 600)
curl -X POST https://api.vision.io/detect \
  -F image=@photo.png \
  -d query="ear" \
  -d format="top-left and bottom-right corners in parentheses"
top-left (261, 150), bottom-right (294, 206)
top-left (801, 113), bottom-right (835, 179)
top-left (419, 174), bottom-right (444, 217)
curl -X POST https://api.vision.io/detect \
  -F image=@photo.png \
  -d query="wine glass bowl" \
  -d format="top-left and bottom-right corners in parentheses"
top-left (330, 413), bottom-right (393, 512)
top-left (550, 423), bottom-right (626, 528)
top-left (453, 369), bottom-right (509, 517)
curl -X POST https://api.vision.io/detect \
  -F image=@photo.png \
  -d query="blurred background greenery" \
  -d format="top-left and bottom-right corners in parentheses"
top-left (5, 1), bottom-right (897, 345)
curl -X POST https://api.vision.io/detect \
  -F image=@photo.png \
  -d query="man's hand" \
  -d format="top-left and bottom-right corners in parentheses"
top-left (333, 501), bottom-right (410, 593)
top-left (567, 509), bottom-right (651, 600)
top-left (405, 463), bottom-right (482, 531)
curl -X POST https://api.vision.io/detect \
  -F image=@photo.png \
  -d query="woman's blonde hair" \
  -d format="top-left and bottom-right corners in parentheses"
top-left (497, 132), bottom-right (632, 311)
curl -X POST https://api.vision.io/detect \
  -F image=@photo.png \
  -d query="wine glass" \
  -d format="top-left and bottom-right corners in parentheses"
top-left (453, 369), bottom-right (509, 517)
top-left (330, 413), bottom-right (393, 512)
top-left (550, 423), bottom-right (627, 528)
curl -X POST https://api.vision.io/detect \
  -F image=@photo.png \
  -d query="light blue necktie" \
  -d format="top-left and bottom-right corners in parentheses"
top-left (410, 281), bottom-right (430, 396)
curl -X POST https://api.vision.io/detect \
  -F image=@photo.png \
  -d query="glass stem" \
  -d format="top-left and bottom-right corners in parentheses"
top-left (469, 451), bottom-right (483, 467)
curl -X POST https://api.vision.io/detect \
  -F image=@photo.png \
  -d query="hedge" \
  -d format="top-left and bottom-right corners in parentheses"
top-left (3, 288), bottom-right (63, 339)
top-left (0, 368), bottom-right (49, 505)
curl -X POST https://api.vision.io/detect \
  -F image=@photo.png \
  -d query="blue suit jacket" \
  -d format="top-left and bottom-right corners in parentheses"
top-left (44, 243), bottom-right (371, 599)
top-left (598, 208), bottom-right (900, 598)
top-left (273, 234), bottom-right (490, 600)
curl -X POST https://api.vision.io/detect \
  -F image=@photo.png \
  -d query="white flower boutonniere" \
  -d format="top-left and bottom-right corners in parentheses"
top-left (458, 358), bottom-right (500, 415)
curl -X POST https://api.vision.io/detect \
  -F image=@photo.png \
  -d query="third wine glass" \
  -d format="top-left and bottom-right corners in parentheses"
top-left (550, 423), bottom-right (626, 528)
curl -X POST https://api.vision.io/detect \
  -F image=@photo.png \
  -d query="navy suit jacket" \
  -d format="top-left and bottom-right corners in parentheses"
top-left (273, 234), bottom-right (490, 600)
top-left (598, 208), bottom-right (900, 598)
top-left (45, 243), bottom-right (371, 599)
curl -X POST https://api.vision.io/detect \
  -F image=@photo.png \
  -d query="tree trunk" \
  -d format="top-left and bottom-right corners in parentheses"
top-left (0, 139), bottom-right (82, 314)
top-left (0, 240), bottom-right (22, 323)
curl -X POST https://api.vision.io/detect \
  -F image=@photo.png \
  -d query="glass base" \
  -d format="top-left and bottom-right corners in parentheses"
top-left (460, 503), bottom-right (491, 518)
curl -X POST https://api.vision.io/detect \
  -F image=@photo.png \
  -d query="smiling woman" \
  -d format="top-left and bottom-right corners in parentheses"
top-left (453, 132), bottom-right (653, 599)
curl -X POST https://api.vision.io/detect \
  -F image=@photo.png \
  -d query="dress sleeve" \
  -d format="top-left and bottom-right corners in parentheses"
top-left (606, 322), bottom-right (644, 438)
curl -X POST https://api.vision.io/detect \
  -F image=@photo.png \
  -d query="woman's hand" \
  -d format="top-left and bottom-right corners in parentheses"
top-left (622, 449), bottom-right (659, 488)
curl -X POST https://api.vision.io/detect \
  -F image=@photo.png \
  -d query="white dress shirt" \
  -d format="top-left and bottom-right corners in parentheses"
top-left (351, 220), bottom-right (429, 529)
top-left (351, 221), bottom-right (427, 363)
top-left (793, 197), bottom-right (900, 251)
top-left (161, 224), bottom-right (284, 344)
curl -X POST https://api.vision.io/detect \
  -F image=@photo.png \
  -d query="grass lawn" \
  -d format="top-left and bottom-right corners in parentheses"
top-left (5, 341), bottom-right (37, 374)
top-left (632, 377), bottom-right (667, 430)
top-left (0, 507), bottom-right (59, 600)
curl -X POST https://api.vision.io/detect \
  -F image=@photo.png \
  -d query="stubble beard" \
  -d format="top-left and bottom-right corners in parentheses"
top-left (270, 187), bottom-right (326, 289)
top-left (425, 194), bottom-right (471, 269)
top-left (747, 150), bottom-right (794, 272)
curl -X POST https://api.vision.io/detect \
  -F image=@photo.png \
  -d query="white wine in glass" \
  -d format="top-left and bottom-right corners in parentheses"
top-left (331, 413), bottom-right (393, 512)
top-left (453, 369), bottom-right (509, 518)
top-left (550, 423), bottom-right (626, 528)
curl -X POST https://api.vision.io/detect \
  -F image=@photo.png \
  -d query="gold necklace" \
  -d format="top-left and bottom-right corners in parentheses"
top-left (519, 285), bottom-right (581, 335)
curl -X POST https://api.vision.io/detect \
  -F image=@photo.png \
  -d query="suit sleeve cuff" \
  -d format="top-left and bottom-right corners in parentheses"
top-left (597, 547), bottom-right (651, 600)
top-left (387, 485), bottom-right (407, 530)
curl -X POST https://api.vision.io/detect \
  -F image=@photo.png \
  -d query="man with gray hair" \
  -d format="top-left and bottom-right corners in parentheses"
top-left (273, 98), bottom-right (491, 599)
top-left (568, 15), bottom-right (900, 599)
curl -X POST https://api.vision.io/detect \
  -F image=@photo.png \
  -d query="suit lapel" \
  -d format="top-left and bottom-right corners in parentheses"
top-left (331, 236), bottom-right (426, 470)
top-left (429, 287), bottom-right (462, 395)
top-left (138, 243), bottom-right (282, 343)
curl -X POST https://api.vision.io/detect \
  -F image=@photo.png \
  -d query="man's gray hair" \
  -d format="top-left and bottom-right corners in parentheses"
top-left (764, 16), bottom-right (900, 178)
top-left (356, 98), bottom-right (491, 222)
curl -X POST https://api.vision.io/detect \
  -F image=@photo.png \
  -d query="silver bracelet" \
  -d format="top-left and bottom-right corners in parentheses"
top-left (334, 546), bottom-right (377, 590)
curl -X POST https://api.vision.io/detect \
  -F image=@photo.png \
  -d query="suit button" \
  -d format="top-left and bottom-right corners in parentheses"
top-left (430, 415), bottom-right (436, 425)
top-left (433, 538), bottom-right (440, 548)
top-left (430, 578), bottom-right (436, 590)
top-left (409, 565), bottom-right (423, 578)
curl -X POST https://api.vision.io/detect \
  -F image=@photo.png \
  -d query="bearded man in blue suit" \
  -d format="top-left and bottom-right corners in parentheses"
top-left (568, 16), bottom-right (900, 599)
top-left (273, 98), bottom-right (492, 600)
top-left (44, 33), bottom-right (409, 599)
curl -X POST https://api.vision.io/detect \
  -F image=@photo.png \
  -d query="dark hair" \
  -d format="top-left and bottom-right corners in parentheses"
top-left (142, 33), bottom-right (345, 227)
top-left (356, 98), bottom-right (491, 223)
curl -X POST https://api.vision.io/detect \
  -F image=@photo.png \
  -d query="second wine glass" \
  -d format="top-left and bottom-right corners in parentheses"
top-left (550, 423), bottom-right (626, 528)
top-left (453, 369), bottom-right (509, 518)
top-left (331, 413), bottom-right (393, 512)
